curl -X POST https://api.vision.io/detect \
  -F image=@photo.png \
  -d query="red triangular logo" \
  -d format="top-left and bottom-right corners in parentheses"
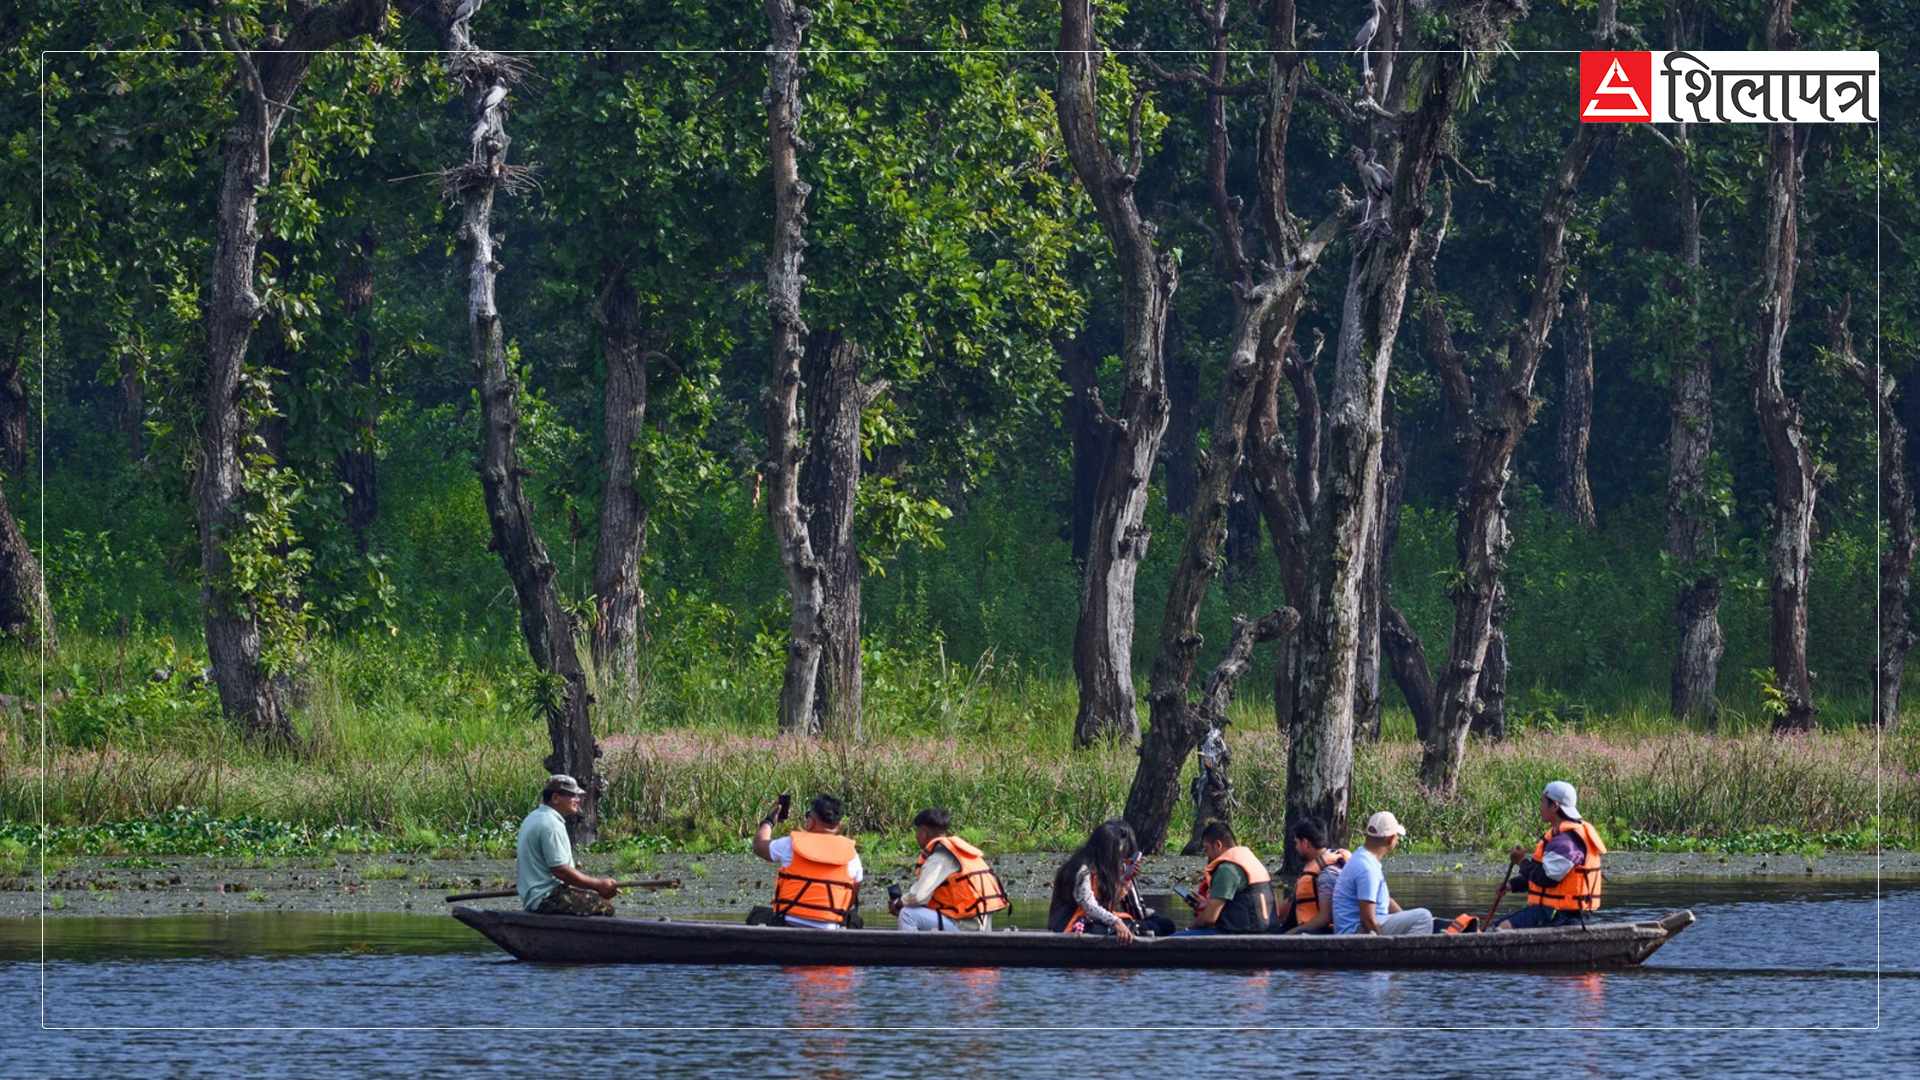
top-left (1580, 52), bottom-right (1652, 123)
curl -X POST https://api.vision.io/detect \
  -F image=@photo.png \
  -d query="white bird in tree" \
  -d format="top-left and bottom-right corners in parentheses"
top-left (1353, 0), bottom-right (1384, 84)
top-left (481, 84), bottom-right (508, 113)
top-left (451, 0), bottom-right (483, 31)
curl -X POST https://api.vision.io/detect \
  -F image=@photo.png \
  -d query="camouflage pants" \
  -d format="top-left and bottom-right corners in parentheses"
top-left (535, 886), bottom-right (615, 917)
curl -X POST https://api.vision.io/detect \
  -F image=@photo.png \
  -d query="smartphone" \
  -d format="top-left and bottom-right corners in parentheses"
top-left (774, 793), bottom-right (792, 822)
top-left (1172, 885), bottom-right (1198, 907)
top-left (887, 884), bottom-right (903, 902)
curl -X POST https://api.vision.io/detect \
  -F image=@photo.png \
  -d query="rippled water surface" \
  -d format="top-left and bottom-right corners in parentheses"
top-left (6, 876), bottom-right (1913, 1076)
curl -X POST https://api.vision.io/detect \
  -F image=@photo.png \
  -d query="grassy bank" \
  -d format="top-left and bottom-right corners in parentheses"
top-left (5, 644), bottom-right (1912, 861)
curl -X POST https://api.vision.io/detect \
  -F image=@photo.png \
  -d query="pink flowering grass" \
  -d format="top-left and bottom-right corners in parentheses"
top-left (8, 661), bottom-right (1913, 854)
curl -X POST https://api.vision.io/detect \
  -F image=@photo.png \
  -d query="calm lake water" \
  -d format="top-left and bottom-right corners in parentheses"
top-left (5, 875), bottom-right (1913, 1076)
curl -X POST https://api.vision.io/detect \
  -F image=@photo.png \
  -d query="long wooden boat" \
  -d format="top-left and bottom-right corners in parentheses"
top-left (451, 905), bottom-right (1695, 971)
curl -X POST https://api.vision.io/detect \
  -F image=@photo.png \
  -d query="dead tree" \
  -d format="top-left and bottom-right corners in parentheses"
top-left (421, 3), bottom-right (604, 837)
top-left (1834, 298), bottom-right (1916, 728)
top-left (1246, 338), bottom-right (1318, 737)
top-left (1287, 0), bottom-right (1526, 850)
top-left (1416, 117), bottom-right (1617, 793)
top-left (1659, 0), bottom-right (1723, 725)
top-left (1058, 0), bottom-right (1178, 747)
top-left (1751, 0), bottom-right (1817, 733)
top-left (762, 0), bottom-right (847, 738)
top-left (197, 0), bottom-right (389, 747)
top-left (1122, 0), bottom-right (1350, 853)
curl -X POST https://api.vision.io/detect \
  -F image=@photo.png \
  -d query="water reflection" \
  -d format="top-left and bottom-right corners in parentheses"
top-left (3, 875), bottom-right (1911, 1075)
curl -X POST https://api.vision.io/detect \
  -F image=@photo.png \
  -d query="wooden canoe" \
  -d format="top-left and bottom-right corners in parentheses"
top-left (450, 905), bottom-right (1695, 971)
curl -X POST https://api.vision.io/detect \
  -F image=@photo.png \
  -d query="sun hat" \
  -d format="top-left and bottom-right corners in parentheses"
top-left (1542, 780), bottom-right (1581, 821)
top-left (1364, 810), bottom-right (1408, 838)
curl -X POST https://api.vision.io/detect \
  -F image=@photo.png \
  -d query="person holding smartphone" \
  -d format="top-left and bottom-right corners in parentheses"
top-left (1173, 820), bottom-right (1279, 935)
top-left (751, 793), bottom-right (864, 929)
top-left (889, 807), bottom-right (1008, 931)
top-left (1048, 819), bottom-right (1173, 942)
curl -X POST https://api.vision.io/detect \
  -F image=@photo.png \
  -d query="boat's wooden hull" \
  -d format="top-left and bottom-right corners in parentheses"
top-left (451, 906), bottom-right (1695, 971)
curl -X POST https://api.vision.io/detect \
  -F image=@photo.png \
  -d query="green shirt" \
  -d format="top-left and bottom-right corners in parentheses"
top-left (516, 803), bottom-right (572, 911)
top-left (1209, 861), bottom-right (1247, 903)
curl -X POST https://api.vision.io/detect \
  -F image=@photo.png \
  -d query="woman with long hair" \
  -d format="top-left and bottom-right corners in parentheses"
top-left (1048, 818), bottom-right (1171, 941)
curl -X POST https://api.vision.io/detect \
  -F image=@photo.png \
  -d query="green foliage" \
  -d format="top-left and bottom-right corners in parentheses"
top-left (50, 655), bottom-right (222, 749)
top-left (222, 452), bottom-right (317, 676)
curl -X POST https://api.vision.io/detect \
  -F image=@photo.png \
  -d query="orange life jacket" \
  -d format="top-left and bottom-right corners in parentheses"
top-left (773, 831), bottom-right (860, 925)
top-left (1526, 819), bottom-right (1605, 912)
top-left (1292, 847), bottom-right (1350, 925)
top-left (919, 836), bottom-right (1010, 921)
top-left (1199, 845), bottom-right (1278, 933)
top-left (1064, 868), bottom-right (1135, 932)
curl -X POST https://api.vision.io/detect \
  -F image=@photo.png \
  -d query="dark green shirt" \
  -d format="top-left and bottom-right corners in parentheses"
top-left (1209, 861), bottom-right (1247, 903)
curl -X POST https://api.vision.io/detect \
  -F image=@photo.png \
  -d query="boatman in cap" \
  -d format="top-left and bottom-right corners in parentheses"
top-left (516, 774), bottom-right (621, 916)
top-left (1490, 780), bottom-right (1606, 930)
top-left (1331, 811), bottom-right (1434, 935)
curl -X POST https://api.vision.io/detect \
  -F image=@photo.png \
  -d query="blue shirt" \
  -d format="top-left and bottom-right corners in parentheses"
top-left (1331, 847), bottom-right (1391, 934)
top-left (516, 803), bottom-right (572, 911)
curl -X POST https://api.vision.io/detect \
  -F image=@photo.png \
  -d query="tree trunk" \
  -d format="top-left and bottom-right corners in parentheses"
top-left (1416, 114), bottom-right (1614, 793)
top-left (1289, 0), bottom-right (1520, 848)
top-left (0, 480), bottom-right (50, 649)
top-left (1, 353), bottom-right (29, 478)
top-left (1752, 0), bottom-right (1816, 734)
top-left (434, 13), bottom-right (602, 838)
top-left (336, 223), bottom-right (378, 547)
top-left (1834, 302), bottom-right (1915, 728)
top-left (799, 329), bottom-right (882, 740)
top-left (763, 0), bottom-right (830, 737)
top-left (1356, 396), bottom-right (1409, 743)
top-left (1247, 340), bottom-right (1318, 735)
top-left (1062, 334), bottom-right (1104, 565)
top-left (1380, 603), bottom-right (1435, 740)
top-left (197, 2), bottom-right (389, 747)
top-left (1058, 0), bottom-right (1179, 747)
top-left (1353, 441), bottom-right (1391, 742)
top-left (0, 350), bottom-right (48, 649)
top-left (1556, 278), bottom-right (1597, 528)
top-left (1375, 397), bottom-right (1434, 740)
top-left (1664, 4), bottom-right (1722, 724)
top-left (1123, 0), bottom-right (1345, 852)
top-left (1163, 312), bottom-right (1200, 516)
top-left (1183, 724), bottom-right (1234, 857)
top-left (591, 267), bottom-right (651, 701)
top-left (1128, 608), bottom-right (1296, 855)
top-left (1469, 604), bottom-right (1509, 739)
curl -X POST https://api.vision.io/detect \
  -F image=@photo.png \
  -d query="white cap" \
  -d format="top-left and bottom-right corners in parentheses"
top-left (1364, 810), bottom-right (1407, 838)
top-left (1543, 780), bottom-right (1581, 821)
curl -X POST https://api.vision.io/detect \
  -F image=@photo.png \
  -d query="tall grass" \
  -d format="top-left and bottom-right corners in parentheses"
top-left (6, 632), bottom-right (1912, 855)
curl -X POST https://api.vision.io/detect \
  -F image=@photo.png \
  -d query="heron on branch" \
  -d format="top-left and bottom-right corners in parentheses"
top-left (1353, 0), bottom-right (1384, 84)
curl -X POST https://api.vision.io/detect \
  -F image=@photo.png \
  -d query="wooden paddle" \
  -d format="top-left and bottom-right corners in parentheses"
top-left (1481, 855), bottom-right (1519, 930)
top-left (443, 878), bottom-right (681, 902)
